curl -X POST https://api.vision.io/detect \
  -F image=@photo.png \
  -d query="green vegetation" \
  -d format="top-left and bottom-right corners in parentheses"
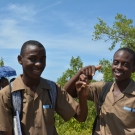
top-left (57, 56), bottom-right (83, 87)
top-left (0, 58), bottom-right (4, 67)
top-left (55, 101), bottom-right (96, 135)
top-left (93, 13), bottom-right (135, 51)
top-left (93, 13), bottom-right (135, 81)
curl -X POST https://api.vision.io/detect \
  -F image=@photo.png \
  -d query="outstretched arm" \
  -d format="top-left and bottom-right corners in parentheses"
top-left (64, 65), bottom-right (101, 97)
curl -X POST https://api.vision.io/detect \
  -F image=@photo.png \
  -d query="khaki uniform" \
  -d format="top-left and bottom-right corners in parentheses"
top-left (0, 76), bottom-right (78, 135)
top-left (88, 80), bottom-right (135, 135)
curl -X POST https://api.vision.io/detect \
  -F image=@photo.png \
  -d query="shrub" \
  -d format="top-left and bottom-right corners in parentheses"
top-left (55, 101), bottom-right (96, 135)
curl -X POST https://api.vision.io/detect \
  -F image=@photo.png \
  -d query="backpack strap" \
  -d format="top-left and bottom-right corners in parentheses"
top-left (9, 82), bottom-right (22, 135)
top-left (9, 82), bottom-right (22, 116)
top-left (92, 82), bottom-right (113, 135)
top-left (98, 82), bottom-right (113, 115)
top-left (12, 91), bottom-right (22, 115)
top-left (45, 79), bottom-right (57, 110)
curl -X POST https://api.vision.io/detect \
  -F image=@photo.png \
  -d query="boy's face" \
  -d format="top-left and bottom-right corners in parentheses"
top-left (112, 50), bottom-right (135, 82)
top-left (18, 45), bottom-right (46, 80)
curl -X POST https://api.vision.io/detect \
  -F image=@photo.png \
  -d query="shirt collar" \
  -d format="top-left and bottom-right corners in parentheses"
top-left (11, 75), bottom-right (51, 93)
top-left (112, 79), bottom-right (135, 96)
top-left (123, 79), bottom-right (135, 95)
top-left (39, 77), bottom-right (51, 90)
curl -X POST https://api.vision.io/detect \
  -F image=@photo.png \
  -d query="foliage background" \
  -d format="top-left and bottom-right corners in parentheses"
top-left (55, 101), bottom-right (96, 135)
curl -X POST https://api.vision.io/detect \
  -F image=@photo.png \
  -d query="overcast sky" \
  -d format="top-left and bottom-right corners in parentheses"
top-left (0, 0), bottom-right (135, 82)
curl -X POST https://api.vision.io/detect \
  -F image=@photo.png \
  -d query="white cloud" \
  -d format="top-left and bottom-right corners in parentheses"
top-left (6, 4), bottom-right (37, 21)
top-left (0, 4), bottom-right (39, 48)
top-left (41, 1), bottom-right (62, 10)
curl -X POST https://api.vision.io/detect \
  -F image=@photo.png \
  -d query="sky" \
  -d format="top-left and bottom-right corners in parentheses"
top-left (0, 0), bottom-right (135, 82)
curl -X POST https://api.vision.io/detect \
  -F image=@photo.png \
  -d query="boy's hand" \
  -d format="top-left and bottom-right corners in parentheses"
top-left (75, 74), bottom-right (89, 97)
top-left (80, 65), bottom-right (101, 80)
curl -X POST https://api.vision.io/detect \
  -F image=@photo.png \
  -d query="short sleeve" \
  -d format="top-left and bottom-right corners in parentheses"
top-left (87, 81), bottom-right (105, 112)
top-left (55, 84), bottom-right (78, 121)
top-left (0, 86), bottom-right (13, 132)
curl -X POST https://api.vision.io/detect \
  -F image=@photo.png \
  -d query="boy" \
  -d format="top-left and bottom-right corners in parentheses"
top-left (65, 48), bottom-right (135, 135)
top-left (0, 40), bottom-right (88, 135)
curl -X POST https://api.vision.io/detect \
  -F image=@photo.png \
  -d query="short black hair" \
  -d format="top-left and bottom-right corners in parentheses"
top-left (20, 40), bottom-right (45, 56)
top-left (114, 47), bottom-right (135, 65)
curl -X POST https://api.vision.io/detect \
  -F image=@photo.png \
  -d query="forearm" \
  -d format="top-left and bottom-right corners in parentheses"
top-left (64, 70), bottom-right (81, 97)
top-left (75, 96), bottom-right (88, 122)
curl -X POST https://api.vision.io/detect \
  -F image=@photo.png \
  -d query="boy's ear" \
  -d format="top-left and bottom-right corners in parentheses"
top-left (18, 55), bottom-right (23, 65)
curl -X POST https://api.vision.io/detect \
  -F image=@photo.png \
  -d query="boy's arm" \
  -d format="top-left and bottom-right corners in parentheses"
top-left (64, 70), bottom-right (81, 97)
top-left (64, 65), bottom-right (101, 97)
top-left (0, 88), bottom-right (13, 133)
top-left (74, 74), bottom-right (89, 122)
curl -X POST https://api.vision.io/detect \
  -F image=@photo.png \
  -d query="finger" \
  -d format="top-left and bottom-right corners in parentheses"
top-left (79, 74), bottom-right (87, 81)
top-left (88, 66), bottom-right (92, 75)
top-left (86, 66), bottom-right (92, 80)
top-left (82, 82), bottom-right (87, 85)
top-left (95, 65), bottom-right (102, 70)
top-left (91, 65), bottom-right (95, 76)
top-left (76, 81), bottom-right (87, 90)
top-left (83, 69), bottom-right (86, 75)
top-left (82, 82), bottom-right (89, 87)
top-left (76, 81), bottom-right (86, 86)
top-left (85, 68), bottom-right (88, 75)
top-left (91, 65), bottom-right (102, 76)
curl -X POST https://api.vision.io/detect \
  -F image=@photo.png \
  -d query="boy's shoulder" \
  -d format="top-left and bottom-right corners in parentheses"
top-left (0, 85), bottom-right (10, 97)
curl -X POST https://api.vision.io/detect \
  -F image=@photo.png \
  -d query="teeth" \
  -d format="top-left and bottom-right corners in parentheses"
top-left (114, 71), bottom-right (125, 75)
top-left (34, 70), bottom-right (41, 73)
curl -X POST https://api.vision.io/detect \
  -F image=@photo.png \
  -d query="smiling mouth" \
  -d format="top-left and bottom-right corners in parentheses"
top-left (33, 69), bottom-right (42, 74)
top-left (114, 71), bottom-right (126, 76)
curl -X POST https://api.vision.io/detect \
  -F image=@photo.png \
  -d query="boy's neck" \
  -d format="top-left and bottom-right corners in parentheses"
top-left (21, 75), bottom-right (40, 89)
top-left (115, 79), bottom-right (131, 92)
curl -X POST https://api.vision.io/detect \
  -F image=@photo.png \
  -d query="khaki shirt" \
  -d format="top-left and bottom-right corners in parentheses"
top-left (88, 80), bottom-right (135, 135)
top-left (0, 76), bottom-right (78, 135)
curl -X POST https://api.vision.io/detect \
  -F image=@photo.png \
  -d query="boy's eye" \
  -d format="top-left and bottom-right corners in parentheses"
top-left (29, 58), bottom-right (36, 61)
top-left (123, 63), bottom-right (128, 67)
top-left (41, 56), bottom-right (46, 61)
top-left (113, 61), bottom-right (118, 65)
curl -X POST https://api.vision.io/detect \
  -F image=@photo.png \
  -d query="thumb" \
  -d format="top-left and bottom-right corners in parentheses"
top-left (95, 65), bottom-right (102, 71)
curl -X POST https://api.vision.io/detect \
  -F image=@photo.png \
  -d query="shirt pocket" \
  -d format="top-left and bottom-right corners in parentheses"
top-left (43, 108), bottom-right (54, 125)
top-left (120, 105), bottom-right (135, 126)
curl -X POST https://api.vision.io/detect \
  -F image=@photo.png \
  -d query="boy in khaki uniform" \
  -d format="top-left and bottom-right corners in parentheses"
top-left (65, 48), bottom-right (135, 135)
top-left (0, 40), bottom-right (88, 135)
